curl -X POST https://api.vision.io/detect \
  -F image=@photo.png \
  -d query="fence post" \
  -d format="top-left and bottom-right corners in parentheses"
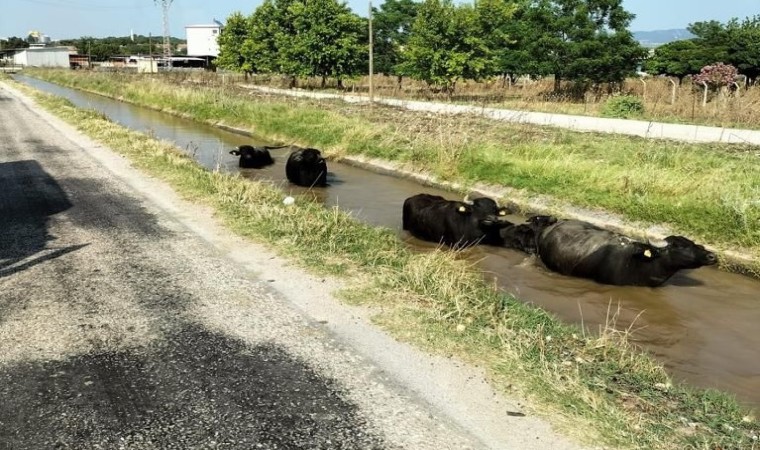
top-left (639, 77), bottom-right (647, 99)
top-left (668, 78), bottom-right (677, 104)
top-left (701, 81), bottom-right (708, 107)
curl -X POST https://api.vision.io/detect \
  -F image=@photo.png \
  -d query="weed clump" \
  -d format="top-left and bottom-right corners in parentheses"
top-left (601, 95), bottom-right (645, 118)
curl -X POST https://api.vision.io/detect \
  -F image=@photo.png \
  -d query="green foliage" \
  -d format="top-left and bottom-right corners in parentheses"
top-left (474, 0), bottom-right (523, 80)
top-left (0, 36), bottom-right (30, 50)
top-left (372, 0), bottom-right (420, 77)
top-left (600, 95), bottom-right (645, 118)
top-left (662, 16), bottom-right (760, 84)
top-left (399, 0), bottom-right (486, 91)
top-left (289, 0), bottom-right (366, 83)
top-left (221, 0), bottom-right (365, 84)
top-left (216, 12), bottom-right (253, 73)
top-left (643, 40), bottom-right (716, 82)
top-left (518, 0), bottom-right (646, 90)
top-left (243, 0), bottom-right (281, 74)
top-left (58, 35), bottom-right (183, 58)
top-left (723, 16), bottom-right (760, 83)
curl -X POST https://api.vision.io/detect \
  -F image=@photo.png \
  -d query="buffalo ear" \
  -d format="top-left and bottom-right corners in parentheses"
top-left (229, 150), bottom-right (240, 156)
top-left (455, 204), bottom-right (471, 215)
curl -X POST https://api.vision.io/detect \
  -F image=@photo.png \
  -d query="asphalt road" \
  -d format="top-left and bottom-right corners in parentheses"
top-left (0, 84), bottom-right (587, 450)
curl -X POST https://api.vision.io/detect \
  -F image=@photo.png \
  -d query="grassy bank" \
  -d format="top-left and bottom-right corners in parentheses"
top-left (6, 75), bottom-right (759, 449)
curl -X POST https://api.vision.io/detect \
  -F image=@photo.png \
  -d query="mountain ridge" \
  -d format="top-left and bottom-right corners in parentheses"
top-left (633, 28), bottom-right (695, 47)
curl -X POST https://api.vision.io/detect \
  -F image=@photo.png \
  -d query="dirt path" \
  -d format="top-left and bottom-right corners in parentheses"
top-left (246, 84), bottom-right (760, 145)
top-left (0, 84), bottom-right (589, 448)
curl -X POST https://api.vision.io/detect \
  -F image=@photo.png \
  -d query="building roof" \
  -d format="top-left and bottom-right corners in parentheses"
top-left (185, 18), bottom-right (223, 28)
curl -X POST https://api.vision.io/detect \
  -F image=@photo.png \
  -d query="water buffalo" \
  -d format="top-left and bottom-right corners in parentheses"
top-left (286, 147), bottom-right (328, 187)
top-left (229, 145), bottom-right (276, 169)
top-left (402, 194), bottom-right (512, 248)
top-left (500, 215), bottom-right (557, 254)
top-left (533, 220), bottom-right (717, 286)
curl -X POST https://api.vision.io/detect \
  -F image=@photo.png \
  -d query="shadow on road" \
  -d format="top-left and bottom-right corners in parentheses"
top-left (0, 324), bottom-right (385, 449)
top-left (0, 160), bottom-right (85, 278)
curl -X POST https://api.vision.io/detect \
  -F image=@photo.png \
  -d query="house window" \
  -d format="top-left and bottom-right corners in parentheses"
top-left (212, 29), bottom-right (218, 35)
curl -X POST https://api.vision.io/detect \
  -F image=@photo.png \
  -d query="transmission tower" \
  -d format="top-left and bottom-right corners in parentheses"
top-left (154, 0), bottom-right (173, 69)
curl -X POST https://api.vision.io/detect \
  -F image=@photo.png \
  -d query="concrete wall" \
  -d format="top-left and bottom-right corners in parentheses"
top-left (137, 59), bottom-right (158, 73)
top-left (13, 48), bottom-right (70, 67)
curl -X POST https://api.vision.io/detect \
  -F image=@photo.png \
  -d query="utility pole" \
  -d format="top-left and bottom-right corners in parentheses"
top-left (368, 0), bottom-right (374, 104)
top-left (153, 0), bottom-right (173, 69)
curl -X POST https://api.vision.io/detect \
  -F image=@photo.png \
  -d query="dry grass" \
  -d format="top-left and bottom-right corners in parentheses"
top-left (59, 68), bottom-right (760, 129)
top-left (188, 70), bottom-right (760, 130)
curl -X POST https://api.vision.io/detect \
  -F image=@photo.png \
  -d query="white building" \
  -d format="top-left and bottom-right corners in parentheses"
top-left (12, 46), bottom-right (70, 67)
top-left (185, 19), bottom-right (223, 57)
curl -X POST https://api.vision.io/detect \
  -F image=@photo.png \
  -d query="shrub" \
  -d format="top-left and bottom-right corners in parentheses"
top-left (601, 94), bottom-right (645, 118)
top-left (693, 62), bottom-right (738, 90)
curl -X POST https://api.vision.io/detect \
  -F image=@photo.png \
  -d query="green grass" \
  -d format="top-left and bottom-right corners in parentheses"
top-left (5, 73), bottom-right (759, 450)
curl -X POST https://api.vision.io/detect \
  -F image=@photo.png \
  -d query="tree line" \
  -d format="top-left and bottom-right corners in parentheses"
top-left (0, 35), bottom-right (186, 61)
top-left (644, 17), bottom-right (760, 85)
top-left (217, 0), bottom-right (647, 93)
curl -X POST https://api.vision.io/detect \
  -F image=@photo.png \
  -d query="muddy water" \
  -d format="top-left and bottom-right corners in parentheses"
top-left (15, 75), bottom-right (760, 410)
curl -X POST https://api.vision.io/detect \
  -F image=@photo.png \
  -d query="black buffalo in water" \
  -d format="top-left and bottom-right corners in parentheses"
top-left (402, 194), bottom-right (512, 247)
top-left (229, 145), bottom-right (275, 169)
top-left (533, 220), bottom-right (718, 286)
top-left (286, 148), bottom-right (328, 187)
top-left (500, 215), bottom-right (557, 254)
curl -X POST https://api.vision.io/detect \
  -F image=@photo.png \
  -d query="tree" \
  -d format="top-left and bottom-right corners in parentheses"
top-left (216, 12), bottom-right (253, 75)
top-left (724, 16), bottom-right (760, 84)
top-left (473, 0), bottom-right (522, 83)
top-left (372, 0), bottom-right (420, 82)
top-left (519, 0), bottom-right (646, 91)
top-left (686, 16), bottom-right (760, 85)
top-left (287, 0), bottom-right (366, 87)
top-left (643, 40), bottom-right (714, 83)
top-left (0, 36), bottom-right (30, 50)
top-left (89, 43), bottom-right (121, 61)
top-left (399, 0), bottom-right (483, 92)
top-left (76, 36), bottom-right (96, 58)
top-left (242, 0), bottom-right (280, 75)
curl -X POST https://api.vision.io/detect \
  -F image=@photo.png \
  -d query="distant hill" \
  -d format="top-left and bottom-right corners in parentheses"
top-left (633, 29), bottom-right (695, 48)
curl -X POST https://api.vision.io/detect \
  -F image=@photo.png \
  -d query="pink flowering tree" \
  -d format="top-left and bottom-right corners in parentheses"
top-left (693, 62), bottom-right (739, 90)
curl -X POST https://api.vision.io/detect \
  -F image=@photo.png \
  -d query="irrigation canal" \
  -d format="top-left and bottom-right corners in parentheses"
top-left (14, 75), bottom-right (760, 411)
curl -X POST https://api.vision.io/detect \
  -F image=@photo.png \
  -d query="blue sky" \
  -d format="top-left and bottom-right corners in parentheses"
top-left (1, 0), bottom-right (758, 40)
